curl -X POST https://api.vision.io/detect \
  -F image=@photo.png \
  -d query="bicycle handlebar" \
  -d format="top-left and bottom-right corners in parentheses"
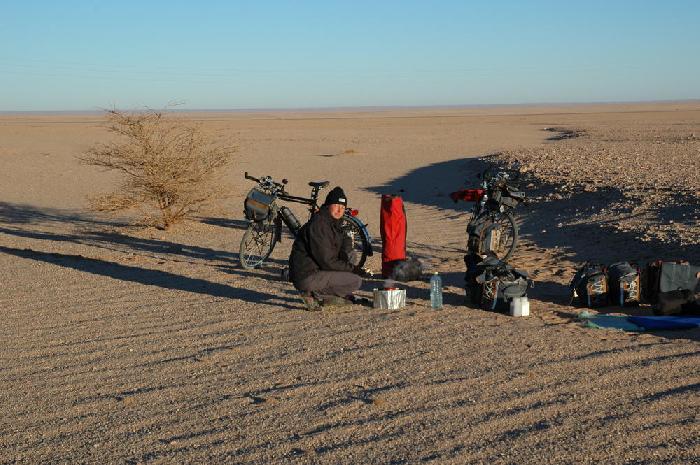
top-left (246, 172), bottom-right (332, 210)
top-left (244, 172), bottom-right (260, 182)
top-left (244, 172), bottom-right (287, 190)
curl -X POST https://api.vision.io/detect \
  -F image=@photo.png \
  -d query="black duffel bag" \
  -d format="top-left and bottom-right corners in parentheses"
top-left (465, 254), bottom-right (530, 312)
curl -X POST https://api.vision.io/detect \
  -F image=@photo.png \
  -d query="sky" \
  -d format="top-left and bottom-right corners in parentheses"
top-left (1, 0), bottom-right (699, 111)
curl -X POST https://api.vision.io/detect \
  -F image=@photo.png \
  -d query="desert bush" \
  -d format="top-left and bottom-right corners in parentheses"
top-left (80, 109), bottom-right (236, 229)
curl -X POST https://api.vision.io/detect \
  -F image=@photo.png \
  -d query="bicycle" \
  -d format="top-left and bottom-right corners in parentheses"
top-left (450, 166), bottom-right (526, 261)
top-left (239, 172), bottom-right (373, 270)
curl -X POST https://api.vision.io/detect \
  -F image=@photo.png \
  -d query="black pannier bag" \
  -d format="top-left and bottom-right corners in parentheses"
top-left (642, 260), bottom-right (700, 304)
top-left (467, 216), bottom-right (502, 257)
top-left (464, 253), bottom-right (483, 297)
top-left (643, 260), bottom-right (700, 315)
top-left (465, 254), bottom-right (530, 311)
top-left (388, 257), bottom-right (423, 282)
top-left (570, 263), bottom-right (608, 308)
top-left (607, 262), bottom-right (641, 307)
top-left (244, 188), bottom-right (274, 221)
top-left (655, 289), bottom-right (699, 315)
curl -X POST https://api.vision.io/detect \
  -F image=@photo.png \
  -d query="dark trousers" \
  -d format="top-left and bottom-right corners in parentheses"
top-left (295, 271), bottom-right (362, 298)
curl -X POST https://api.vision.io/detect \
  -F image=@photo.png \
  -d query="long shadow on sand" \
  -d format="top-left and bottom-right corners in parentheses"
top-left (367, 156), bottom-right (700, 265)
top-left (519, 187), bottom-right (700, 264)
top-left (0, 202), bottom-right (126, 226)
top-left (0, 245), bottom-right (299, 309)
top-left (367, 156), bottom-right (700, 320)
top-left (198, 216), bottom-right (250, 230)
top-left (367, 155), bottom-right (494, 209)
top-left (0, 202), bottom-right (289, 268)
top-left (368, 156), bottom-right (699, 257)
top-left (0, 202), bottom-right (297, 307)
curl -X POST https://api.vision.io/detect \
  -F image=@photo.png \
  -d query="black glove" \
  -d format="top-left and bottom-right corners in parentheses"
top-left (352, 265), bottom-right (371, 277)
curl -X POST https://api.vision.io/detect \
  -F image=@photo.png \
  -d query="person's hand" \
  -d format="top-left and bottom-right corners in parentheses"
top-left (353, 265), bottom-right (373, 277)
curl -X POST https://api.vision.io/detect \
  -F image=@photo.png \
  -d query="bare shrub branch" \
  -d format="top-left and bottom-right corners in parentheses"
top-left (79, 109), bottom-right (236, 229)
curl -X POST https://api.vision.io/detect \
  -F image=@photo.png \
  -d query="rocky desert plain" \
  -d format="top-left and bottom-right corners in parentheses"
top-left (1, 102), bottom-right (698, 464)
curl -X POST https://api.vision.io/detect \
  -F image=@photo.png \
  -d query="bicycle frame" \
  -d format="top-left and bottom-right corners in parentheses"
top-left (450, 167), bottom-right (525, 261)
top-left (277, 191), bottom-right (365, 229)
top-left (240, 172), bottom-right (373, 269)
top-left (452, 170), bottom-right (523, 217)
top-left (250, 175), bottom-right (367, 241)
top-left (276, 192), bottom-right (319, 222)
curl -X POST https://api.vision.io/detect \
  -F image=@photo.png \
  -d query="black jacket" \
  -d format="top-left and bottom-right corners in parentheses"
top-left (289, 206), bottom-right (354, 284)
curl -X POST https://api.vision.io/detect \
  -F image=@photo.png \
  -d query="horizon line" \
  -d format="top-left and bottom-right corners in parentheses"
top-left (2, 98), bottom-right (699, 115)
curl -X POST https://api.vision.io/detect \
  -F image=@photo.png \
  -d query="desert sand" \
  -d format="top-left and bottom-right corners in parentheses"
top-left (1, 103), bottom-right (698, 464)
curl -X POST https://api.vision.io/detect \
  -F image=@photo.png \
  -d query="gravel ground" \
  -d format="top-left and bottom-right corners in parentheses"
top-left (1, 104), bottom-right (698, 464)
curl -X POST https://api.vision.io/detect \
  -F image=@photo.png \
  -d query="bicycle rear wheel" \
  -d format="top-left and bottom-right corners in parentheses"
top-left (239, 220), bottom-right (277, 269)
top-left (340, 217), bottom-right (369, 268)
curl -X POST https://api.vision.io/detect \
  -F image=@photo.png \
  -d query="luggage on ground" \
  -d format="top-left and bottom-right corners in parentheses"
top-left (655, 289), bottom-right (698, 315)
top-left (388, 257), bottom-right (423, 282)
top-left (643, 260), bottom-right (700, 315)
top-left (570, 263), bottom-right (609, 308)
top-left (466, 216), bottom-right (501, 257)
top-left (569, 259), bottom-right (699, 312)
top-left (642, 260), bottom-right (700, 304)
top-left (380, 194), bottom-right (407, 278)
top-left (465, 254), bottom-right (530, 312)
top-left (607, 262), bottom-right (641, 307)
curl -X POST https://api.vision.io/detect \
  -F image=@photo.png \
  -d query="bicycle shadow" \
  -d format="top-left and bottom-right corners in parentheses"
top-left (365, 155), bottom-right (700, 313)
top-left (0, 223), bottom-right (291, 269)
top-left (198, 217), bottom-right (250, 230)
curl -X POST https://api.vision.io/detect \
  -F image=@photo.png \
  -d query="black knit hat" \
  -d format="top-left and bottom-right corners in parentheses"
top-left (324, 186), bottom-right (348, 207)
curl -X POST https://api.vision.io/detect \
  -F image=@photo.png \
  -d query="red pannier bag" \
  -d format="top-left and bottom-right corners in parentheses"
top-left (449, 188), bottom-right (485, 203)
top-left (380, 194), bottom-right (407, 278)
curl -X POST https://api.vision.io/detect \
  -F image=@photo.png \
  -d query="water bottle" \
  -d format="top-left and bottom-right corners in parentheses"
top-left (278, 206), bottom-right (301, 233)
top-left (430, 272), bottom-right (443, 309)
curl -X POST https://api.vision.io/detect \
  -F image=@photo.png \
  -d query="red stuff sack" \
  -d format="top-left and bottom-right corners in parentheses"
top-left (449, 188), bottom-right (485, 203)
top-left (380, 194), bottom-right (407, 278)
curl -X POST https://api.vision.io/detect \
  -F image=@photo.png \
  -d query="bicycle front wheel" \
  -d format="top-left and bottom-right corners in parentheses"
top-left (491, 211), bottom-right (518, 261)
top-left (239, 221), bottom-right (277, 269)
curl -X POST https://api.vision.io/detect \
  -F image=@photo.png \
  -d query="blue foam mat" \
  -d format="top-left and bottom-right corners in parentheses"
top-left (578, 312), bottom-right (700, 331)
top-left (628, 316), bottom-right (700, 331)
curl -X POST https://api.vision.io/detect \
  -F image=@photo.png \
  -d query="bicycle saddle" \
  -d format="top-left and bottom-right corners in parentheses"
top-left (308, 180), bottom-right (329, 189)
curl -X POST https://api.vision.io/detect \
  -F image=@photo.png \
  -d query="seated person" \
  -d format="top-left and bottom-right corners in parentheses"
top-left (289, 186), bottom-right (366, 310)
